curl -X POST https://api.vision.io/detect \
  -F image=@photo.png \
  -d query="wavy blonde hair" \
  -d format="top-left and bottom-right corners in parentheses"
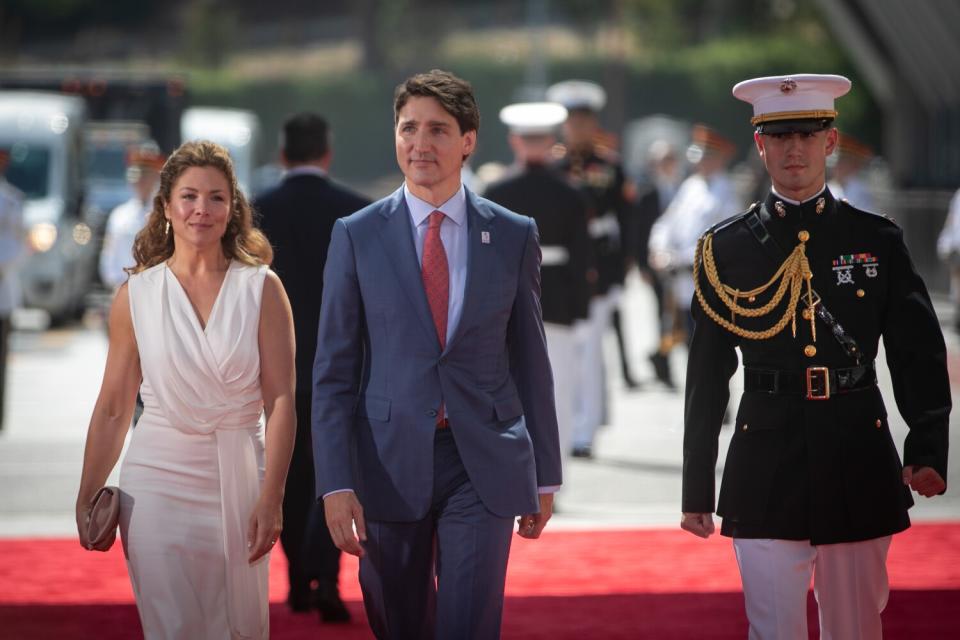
top-left (128, 140), bottom-right (272, 273)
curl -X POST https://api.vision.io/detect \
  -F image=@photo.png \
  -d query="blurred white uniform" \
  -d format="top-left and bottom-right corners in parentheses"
top-left (937, 188), bottom-right (960, 323)
top-left (99, 195), bottom-right (152, 289)
top-left (0, 178), bottom-right (24, 314)
top-left (649, 172), bottom-right (741, 309)
top-left (0, 177), bottom-right (24, 430)
top-left (829, 175), bottom-right (874, 211)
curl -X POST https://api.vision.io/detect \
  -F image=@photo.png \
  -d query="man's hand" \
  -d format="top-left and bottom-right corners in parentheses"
top-left (680, 512), bottom-right (715, 539)
top-left (903, 465), bottom-right (946, 498)
top-left (323, 491), bottom-right (367, 557)
top-left (517, 493), bottom-right (554, 539)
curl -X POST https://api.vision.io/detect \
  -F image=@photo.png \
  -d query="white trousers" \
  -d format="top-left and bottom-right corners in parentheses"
top-left (544, 323), bottom-right (577, 468)
top-left (733, 537), bottom-right (892, 640)
top-left (573, 291), bottom-right (618, 447)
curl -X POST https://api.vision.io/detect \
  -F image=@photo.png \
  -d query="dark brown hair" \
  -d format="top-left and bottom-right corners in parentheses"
top-left (394, 69), bottom-right (480, 136)
top-left (129, 140), bottom-right (272, 273)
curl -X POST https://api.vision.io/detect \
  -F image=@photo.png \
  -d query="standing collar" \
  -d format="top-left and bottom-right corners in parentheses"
top-left (770, 183), bottom-right (826, 206)
top-left (403, 183), bottom-right (467, 227)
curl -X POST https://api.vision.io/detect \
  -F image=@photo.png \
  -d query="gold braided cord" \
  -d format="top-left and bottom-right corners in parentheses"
top-left (693, 232), bottom-right (815, 341)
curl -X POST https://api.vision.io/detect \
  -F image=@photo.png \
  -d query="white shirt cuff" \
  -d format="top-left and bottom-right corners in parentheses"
top-left (538, 485), bottom-right (561, 494)
top-left (321, 488), bottom-right (355, 500)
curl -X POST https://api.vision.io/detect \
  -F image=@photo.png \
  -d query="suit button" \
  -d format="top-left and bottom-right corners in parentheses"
top-left (798, 230), bottom-right (810, 242)
top-left (856, 289), bottom-right (866, 298)
top-left (427, 409), bottom-right (438, 418)
top-left (875, 419), bottom-right (882, 428)
top-left (804, 345), bottom-right (817, 357)
top-left (741, 423), bottom-right (749, 432)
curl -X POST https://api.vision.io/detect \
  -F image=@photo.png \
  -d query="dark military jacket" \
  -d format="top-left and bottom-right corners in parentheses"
top-left (682, 188), bottom-right (950, 545)
top-left (554, 147), bottom-right (631, 294)
top-left (484, 163), bottom-right (592, 326)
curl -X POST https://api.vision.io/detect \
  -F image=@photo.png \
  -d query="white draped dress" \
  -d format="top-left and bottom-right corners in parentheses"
top-left (119, 260), bottom-right (270, 640)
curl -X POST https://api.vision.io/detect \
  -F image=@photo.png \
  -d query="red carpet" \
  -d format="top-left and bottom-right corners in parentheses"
top-left (1, 523), bottom-right (958, 639)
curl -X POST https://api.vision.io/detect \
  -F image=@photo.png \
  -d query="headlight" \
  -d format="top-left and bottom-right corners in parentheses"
top-left (28, 222), bottom-right (58, 253)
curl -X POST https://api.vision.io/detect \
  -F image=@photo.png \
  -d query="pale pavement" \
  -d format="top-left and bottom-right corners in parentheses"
top-left (1, 271), bottom-right (957, 538)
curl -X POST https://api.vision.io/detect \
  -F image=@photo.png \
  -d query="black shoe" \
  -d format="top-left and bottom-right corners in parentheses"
top-left (286, 586), bottom-right (314, 613)
top-left (571, 445), bottom-right (593, 459)
top-left (648, 352), bottom-right (676, 390)
top-left (316, 581), bottom-right (351, 624)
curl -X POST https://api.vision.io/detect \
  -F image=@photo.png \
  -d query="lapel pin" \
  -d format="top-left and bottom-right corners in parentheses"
top-left (481, 231), bottom-right (491, 244)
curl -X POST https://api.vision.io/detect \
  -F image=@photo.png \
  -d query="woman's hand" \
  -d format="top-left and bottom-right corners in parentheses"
top-left (76, 501), bottom-right (93, 550)
top-left (247, 492), bottom-right (283, 564)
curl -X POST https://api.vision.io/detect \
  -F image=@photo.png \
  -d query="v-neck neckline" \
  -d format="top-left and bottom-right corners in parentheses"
top-left (165, 260), bottom-right (232, 333)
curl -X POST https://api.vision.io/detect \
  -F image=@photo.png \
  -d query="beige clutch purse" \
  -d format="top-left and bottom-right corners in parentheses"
top-left (86, 486), bottom-right (120, 551)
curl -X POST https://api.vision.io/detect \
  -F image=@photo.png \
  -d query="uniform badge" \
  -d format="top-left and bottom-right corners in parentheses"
top-left (815, 197), bottom-right (825, 214)
top-left (481, 231), bottom-right (491, 244)
top-left (832, 252), bottom-right (879, 285)
top-left (775, 201), bottom-right (786, 217)
top-left (780, 78), bottom-right (798, 94)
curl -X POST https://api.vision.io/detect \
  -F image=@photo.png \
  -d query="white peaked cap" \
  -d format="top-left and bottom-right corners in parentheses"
top-left (545, 80), bottom-right (607, 112)
top-left (732, 74), bottom-right (852, 126)
top-left (499, 102), bottom-right (568, 135)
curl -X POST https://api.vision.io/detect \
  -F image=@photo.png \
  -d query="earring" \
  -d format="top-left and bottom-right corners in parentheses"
top-left (165, 220), bottom-right (171, 235)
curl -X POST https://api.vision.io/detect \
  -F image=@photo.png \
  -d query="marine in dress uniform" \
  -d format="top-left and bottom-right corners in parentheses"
top-left (98, 142), bottom-right (164, 289)
top-left (936, 188), bottom-right (960, 332)
top-left (681, 74), bottom-right (950, 640)
top-left (484, 102), bottom-right (592, 477)
top-left (0, 147), bottom-right (25, 430)
top-left (648, 124), bottom-right (740, 347)
top-left (547, 80), bottom-right (637, 458)
top-left (632, 140), bottom-right (681, 388)
top-left (828, 132), bottom-right (876, 211)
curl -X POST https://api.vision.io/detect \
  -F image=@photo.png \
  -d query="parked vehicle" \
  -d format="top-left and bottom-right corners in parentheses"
top-left (181, 107), bottom-right (260, 196)
top-left (84, 120), bottom-right (151, 227)
top-left (0, 91), bottom-right (98, 322)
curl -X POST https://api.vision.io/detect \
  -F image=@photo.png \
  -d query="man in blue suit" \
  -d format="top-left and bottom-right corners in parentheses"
top-left (312, 69), bottom-right (562, 639)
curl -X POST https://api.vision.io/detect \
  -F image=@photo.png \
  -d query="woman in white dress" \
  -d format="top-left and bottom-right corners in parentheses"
top-left (76, 140), bottom-right (296, 640)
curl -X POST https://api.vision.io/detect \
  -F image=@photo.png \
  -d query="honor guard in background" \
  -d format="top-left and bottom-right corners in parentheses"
top-left (828, 132), bottom-right (876, 211)
top-left (681, 74), bottom-right (950, 640)
top-left (547, 79), bottom-right (637, 458)
top-left (99, 142), bottom-right (165, 289)
top-left (633, 140), bottom-right (681, 388)
top-left (485, 101), bottom-right (592, 477)
top-left (937, 187), bottom-right (960, 332)
top-left (0, 147), bottom-right (24, 430)
top-left (648, 124), bottom-right (740, 348)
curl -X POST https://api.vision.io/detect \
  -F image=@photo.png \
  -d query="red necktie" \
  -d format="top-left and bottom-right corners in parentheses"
top-left (422, 210), bottom-right (449, 348)
top-left (421, 210), bottom-right (449, 425)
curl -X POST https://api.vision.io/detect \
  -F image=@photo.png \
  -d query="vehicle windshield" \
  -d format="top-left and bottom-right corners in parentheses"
top-left (86, 145), bottom-right (127, 183)
top-left (3, 142), bottom-right (51, 199)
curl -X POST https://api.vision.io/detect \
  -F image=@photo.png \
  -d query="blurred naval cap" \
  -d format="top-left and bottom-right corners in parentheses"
top-left (732, 74), bottom-right (851, 134)
top-left (499, 102), bottom-right (568, 136)
top-left (545, 80), bottom-right (607, 113)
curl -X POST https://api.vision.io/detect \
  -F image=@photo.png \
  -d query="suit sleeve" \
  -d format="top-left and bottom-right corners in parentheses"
top-left (508, 218), bottom-right (563, 487)
top-left (682, 265), bottom-right (739, 513)
top-left (882, 226), bottom-right (951, 484)
top-left (312, 219), bottom-right (364, 497)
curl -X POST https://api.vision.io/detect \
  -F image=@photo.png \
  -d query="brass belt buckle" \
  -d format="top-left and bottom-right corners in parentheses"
top-left (806, 366), bottom-right (830, 400)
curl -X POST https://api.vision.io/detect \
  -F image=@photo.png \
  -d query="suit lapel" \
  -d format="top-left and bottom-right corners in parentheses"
top-left (376, 188), bottom-right (440, 347)
top-left (445, 190), bottom-right (495, 353)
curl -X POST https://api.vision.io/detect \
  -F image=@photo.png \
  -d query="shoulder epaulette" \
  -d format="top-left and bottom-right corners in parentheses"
top-left (705, 201), bottom-right (761, 236)
top-left (836, 198), bottom-right (900, 227)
